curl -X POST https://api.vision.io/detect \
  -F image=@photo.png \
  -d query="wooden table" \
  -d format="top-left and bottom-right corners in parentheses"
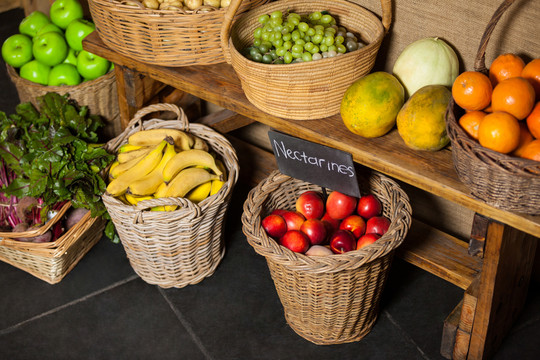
top-left (84, 31), bottom-right (539, 360)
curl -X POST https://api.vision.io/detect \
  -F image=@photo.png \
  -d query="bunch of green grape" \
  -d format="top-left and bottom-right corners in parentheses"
top-left (241, 10), bottom-right (363, 64)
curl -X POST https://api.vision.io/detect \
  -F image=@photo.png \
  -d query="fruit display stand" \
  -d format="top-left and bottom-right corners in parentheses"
top-left (242, 170), bottom-right (412, 344)
top-left (102, 103), bottom-right (239, 289)
top-left (0, 203), bottom-right (106, 284)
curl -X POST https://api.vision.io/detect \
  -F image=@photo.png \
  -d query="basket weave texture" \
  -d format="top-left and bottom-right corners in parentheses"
top-left (0, 207), bottom-right (105, 284)
top-left (220, 0), bottom-right (392, 120)
top-left (446, 0), bottom-right (540, 214)
top-left (7, 65), bottom-right (121, 139)
top-left (88, 0), bottom-right (269, 67)
top-left (242, 170), bottom-right (412, 344)
top-left (102, 103), bottom-right (239, 289)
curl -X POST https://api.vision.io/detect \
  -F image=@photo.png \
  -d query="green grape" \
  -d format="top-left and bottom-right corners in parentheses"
top-left (288, 16), bottom-right (300, 26)
top-left (336, 44), bottom-right (346, 54)
top-left (309, 11), bottom-right (322, 21)
top-left (302, 52), bottom-right (312, 62)
top-left (284, 51), bottom-right (293, 64)
top-left (261, 32), bottom-right (270, 42)
top-left (270, 18), bottom-right (283, 26)
top-left (258, 14), bottom-right (270, 25)
top-left (292, 51), bottom-right (303, 59)
top-left (295, 39), bottom-right (305, 46)
top-left (319, 44), bottom-right (328, 52)
top-left (252, 52), bottom-right (263, 62)
top-left (283, 40), bottom-right (292, 50)
top-left (306, 27), bottom-right (316, 37)
top-left (262, 53), bottom-right (273, 64)
top-left (335, 35), bottom-right (345, 45)
top-left (298, 22), bottom-right (309, 33)
top-left (323, 35), bottom-right (334, 46)
top-left (249, 47), bottom-right (261, 58)
top-left (268, 32), bottom-right (275, 42)
top-left (282, 33), bottom-right (292, 42)
top-left (304, 42), bottom-right (314, 52)
top-left (273, 31), bottom-right (282, 40)
top-left (303, 35), bottom-right (311, 43)
top-left (327, 45), bottom-right (337, 52)
top-left (311, 34), bottom-right (323, 44)
top-left (291, 30), bottom-right (301, 42)
top-left (259, 43), bottom-right (270, 53)
top-left (312, 52), bottom-right (323, 61)
top-left (324, 27), bottom-right (336, 35)
top-left (273, 38), bottom-right (283, 48)
top-left (253, 38), bottom-right (262, 47)
top-left (314, 25), bottom-right (325, 32)
top-left (291, 44), bottom-right (303, 53)
top-left (309, 45), bottom-right (320, 54)
top-left (253, 27), bottom-right (262, 39)
top-left (320, 14), bottom-right (333, 24)
top-left (274, 58), bottom-right (284, 64)
top-left (276, 47), bottom-right (286, 57)
top-left (270, 11), bottom-right (282, 20)
top-left (269, 50), bottom-right (278, 59)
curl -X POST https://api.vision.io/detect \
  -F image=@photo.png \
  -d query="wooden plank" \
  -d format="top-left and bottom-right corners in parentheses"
top-left (468, 222), bottom-right (538, 360)
top-left (468, 213), bottom-right (490, 258)
top-left (441, 300), bottom-right (463, 359)
top-left (397, 220), bottom-right (483, 290)
top-left (452, 276), bottom-right (480, 359)
top-left (197, 109), bottom-right (255, 134)
top-left (82, 31), bottom-right (540, 239)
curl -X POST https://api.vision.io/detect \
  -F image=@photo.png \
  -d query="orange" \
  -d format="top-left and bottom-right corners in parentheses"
top-left (526, 102), bottom-right (540, 138)
top-left (519, 139), bottom-right (540, 161)
top-left (478, 111), bottom-right (520, 154)
top-left (458, 110), bottom-right (486, 140)
top-left (522, 58), bottom-right (540, 101)
top-left (512, 122), bottom-right (534, 157)
top-left (452, 71), bottom-right (492, 111)
top-left (484, 103), bottom-right (493, 113)
top-left (489, 53), bottom-right (525, 87)
top-left (491, 77), bottom-right (535, 120)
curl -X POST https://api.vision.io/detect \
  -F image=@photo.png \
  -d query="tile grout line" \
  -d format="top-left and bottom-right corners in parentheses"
top-left (158, 287), bottom-right (215, 360)
top-left (383, 310), bottom-right (432, 360)
top-left (0, 274), bottom-right (139, 336)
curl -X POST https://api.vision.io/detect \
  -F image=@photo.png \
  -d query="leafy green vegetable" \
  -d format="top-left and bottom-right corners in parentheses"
top-left (0, 92), bottom-right (118, 242)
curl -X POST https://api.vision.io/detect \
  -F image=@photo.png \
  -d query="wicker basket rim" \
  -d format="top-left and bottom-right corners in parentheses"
top-left (242, 170), bottom-right (412, 272)
top-left (96, 0), bottom-right (244, 16)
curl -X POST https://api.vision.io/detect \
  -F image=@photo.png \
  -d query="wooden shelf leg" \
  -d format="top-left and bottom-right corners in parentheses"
top-left (467, 220), bottom-right (537, 359)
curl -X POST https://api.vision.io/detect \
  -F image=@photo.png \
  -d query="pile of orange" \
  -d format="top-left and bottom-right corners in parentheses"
top-left (452, 54), bottom-right (540, 162)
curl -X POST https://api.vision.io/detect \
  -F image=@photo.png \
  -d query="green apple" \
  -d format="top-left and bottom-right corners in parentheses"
top-left (19, 11), bottom-right (51, 38)
top-left (2, 34), bottom-right (33, 68)
top-left (32, 31), bottom-right (68, 66)
top-left (63, 47), bottom-right (78, 66)
top-left (49, 0), bottom-right (84, 30)
top-left (65, 19), bottom-right (95, 52)
top-left (19, 59), bottom-right (51, 85)
top-left (48, 63), bottom-right (81, 86)
top-left (76, 50), bottom-right (110, 80)
top-left (35, 23), bottom-right (64, 38)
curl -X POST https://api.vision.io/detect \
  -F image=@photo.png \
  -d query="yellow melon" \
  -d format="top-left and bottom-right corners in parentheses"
top-left (340, 72), bottom-right (405, 138)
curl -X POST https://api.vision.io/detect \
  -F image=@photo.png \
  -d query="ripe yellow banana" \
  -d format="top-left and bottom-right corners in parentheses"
top-left (215, 159), bottom-right (227, 179)
top-left (108, 161), bottom-right (120, 180)
top-left (128, 141), bottom-right (177, 196)
top-left (109, 151), bottom-right (148, 179)
top-left (165, 167), bottom-right (220, 198)
top-left (162, 149), bottom-right (223, 183)
top-left (186, 181), bottom-right (212, 203)
top-left (125, 193), bottom-right (154, 205)
top-left (192, 135), bottom-right (209, 151)
top-left (210, 179), bottom-right (225, 196)
top-left (128, 129), bottom-right (193, 150)
top-left (118, 143), bottom-right (143, 153)
top-left (107, 140), bottom-right (168, 197)
top-left (117, 145), bottom-right (153, 163)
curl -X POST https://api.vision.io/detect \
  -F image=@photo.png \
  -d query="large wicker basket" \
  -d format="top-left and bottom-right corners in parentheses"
top-left (102, 103), bottom-right (239, 289)
top-left (0, 204), bottom-right (105, 284)
top-left (7, 65), bottom-right (120, 140)
top-left (242, 170), bottom-right (412, 344)
top-left (446, 0), bottom-right (540, 214)
top-left (88, 0), bottom-right (269, 67)
top-left (220, 0), bottom-right (392, 120)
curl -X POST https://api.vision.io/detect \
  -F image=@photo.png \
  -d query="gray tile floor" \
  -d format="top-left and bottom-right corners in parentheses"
top-left (1, 7), bottom-right (539, 360)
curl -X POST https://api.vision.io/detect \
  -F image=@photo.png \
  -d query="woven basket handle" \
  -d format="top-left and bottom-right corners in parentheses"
top-left (474, 0), bottom-right (516, 73)
top-left (220, 0), bottom-right (393, 65)
top-left (125, 103), bottom-right (189, 132)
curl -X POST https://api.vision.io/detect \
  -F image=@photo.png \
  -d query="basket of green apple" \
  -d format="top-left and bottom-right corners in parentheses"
top-left (1, 0), bottom-right (120, 139)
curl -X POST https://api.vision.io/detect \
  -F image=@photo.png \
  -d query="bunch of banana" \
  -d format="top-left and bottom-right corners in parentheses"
top-left (107, 128), bottom-right (227, 210)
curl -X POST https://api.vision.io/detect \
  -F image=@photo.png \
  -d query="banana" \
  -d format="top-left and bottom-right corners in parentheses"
top-left (210, 179), bottom-right (225, 196)
top-left (128, 141), bottom-right (177, 196)
top-left (128, 129), bottom-right (193, 150)
top-left (107, 140), bottom-right (168, 197)
top-left (117, 145), bottom-right (153, 163)
top-left (186, 181), bottom-right (212, 203)
top-left (192, 135), bottom-right (209, 151)
top-left (165, 167), bottom-right (220, 198)
top-left (162, 149), bottom-right (222, 183)
top-left (125, 193), bottom-right (154, 205)
top-left (108, 161), bottom-right (120, 180)
top-left (118, 143), bottom-right (143, 153)
top-left (215, 159), bottom-right (227, 179)
top-left (109, 151), bottom-right (148, 179)
top-left (154, 182), bottom-right (168, 198)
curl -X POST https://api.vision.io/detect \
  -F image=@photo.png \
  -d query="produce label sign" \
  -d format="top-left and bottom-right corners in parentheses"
top-left (268, 130), bottom-right (360, 198)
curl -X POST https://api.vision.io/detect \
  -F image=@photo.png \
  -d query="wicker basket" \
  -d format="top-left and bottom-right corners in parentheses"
top-left (242, 170), bottom-right (412, 344)
top-left (0, 205), bottom-right (105, 284)
top-left (87, 0), bottom-right (269, 67)
top-left (220, 0), bottom-right (392, 120)
top-left (102, 103), bottom-right (239, 288)
top-left (446, 0), bottom-right (540, 214)
top-left (7, 65), bottom-right (121, 140)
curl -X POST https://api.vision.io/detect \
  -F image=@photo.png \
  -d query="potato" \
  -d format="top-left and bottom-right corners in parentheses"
top-left (184, 0), bottom-right (203, 10)
top-left (142, 0), bottom-right (159, 9)
top-left (204, 0), bottom-right (220, 8)
top-left (220, 0), bottom-right (231, 7)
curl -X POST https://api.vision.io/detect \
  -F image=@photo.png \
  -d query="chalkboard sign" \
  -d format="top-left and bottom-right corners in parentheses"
top-left (268, 130), bottom-right (360, 198)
